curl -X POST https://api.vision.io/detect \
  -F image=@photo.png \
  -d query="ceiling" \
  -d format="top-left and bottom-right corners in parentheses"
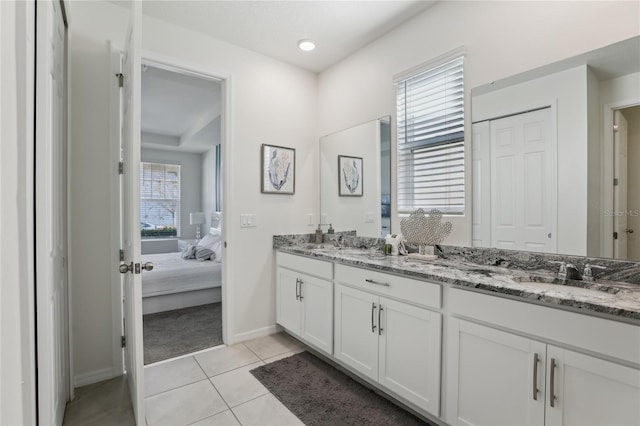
top-left (139, 0), bottom-right (437, 73)
top-left (141, 64), bottom-right (222, 152)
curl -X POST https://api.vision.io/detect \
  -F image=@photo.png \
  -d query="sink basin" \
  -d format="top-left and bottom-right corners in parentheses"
top-left (512, 275), bottom-right (621, 295)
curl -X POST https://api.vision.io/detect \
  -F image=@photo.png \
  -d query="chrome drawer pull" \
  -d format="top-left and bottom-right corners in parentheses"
top-left (550, 358), bottom-right (557, 408)
top-left (378, 305), bottom-right (383, 335)
top-left (295, 278), bottom-right (300, 300)
top-left (371, 303), bottom-right (377, 333)
top-left (533, 353), bottom-right (539, 401)
top-left (365, 279), bottom-right (390, 287)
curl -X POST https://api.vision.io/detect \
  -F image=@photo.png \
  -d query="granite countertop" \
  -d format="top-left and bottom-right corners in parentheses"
top-left (275, 244), bottom-right (640, 322)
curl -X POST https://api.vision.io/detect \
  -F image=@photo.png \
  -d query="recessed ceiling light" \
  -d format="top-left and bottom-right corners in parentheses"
top-left (298, 39), bottom-right (316, 52)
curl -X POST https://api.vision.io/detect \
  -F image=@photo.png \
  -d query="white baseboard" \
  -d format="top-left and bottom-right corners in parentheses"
top-left (233, 324), bottom-right (282, 343)
top-left (73, 367), bottom-right (115, 388)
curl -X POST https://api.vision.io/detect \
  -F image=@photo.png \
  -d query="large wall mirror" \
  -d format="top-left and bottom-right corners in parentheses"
top-left (471, 36), bottom-right (640, 261)
top-left (320, 117), bottom-right (391, 238)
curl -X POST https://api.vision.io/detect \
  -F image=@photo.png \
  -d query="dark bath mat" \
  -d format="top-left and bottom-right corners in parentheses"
top-left (250, 351), bottom-right (435, 426)
top-left (143, 302), bottom-right (222, 364)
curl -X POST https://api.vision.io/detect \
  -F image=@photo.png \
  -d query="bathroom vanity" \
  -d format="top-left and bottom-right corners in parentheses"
top-left (274, 238), bottom-right (640, 426)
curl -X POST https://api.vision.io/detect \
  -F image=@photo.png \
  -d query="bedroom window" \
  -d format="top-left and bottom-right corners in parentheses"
top-left (396, 53), bottom-right (465, 215)
top-left (140, 162), bottom-right (181, 237)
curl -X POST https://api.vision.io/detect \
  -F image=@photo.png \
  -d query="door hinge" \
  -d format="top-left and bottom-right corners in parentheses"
top-left (121, 335), bottom-right (126, 348)
top-left (119, 249), bottom-right (124, 262)
top-left (614, 178), bottom-right (619, 186)
top-left (116, 73), bottom-right (124, 88)
top-left (118, 161), bottom-right (124, 175)
top-left (614, 232), bottom-right (619, 240)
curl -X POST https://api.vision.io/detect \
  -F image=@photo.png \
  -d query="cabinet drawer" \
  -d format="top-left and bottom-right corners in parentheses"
top-left (335, 264), bottom-right (441, 309)
top-left (277, 252), bottom-right (333, 280)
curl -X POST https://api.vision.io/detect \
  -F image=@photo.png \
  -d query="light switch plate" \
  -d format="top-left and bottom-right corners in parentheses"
top-left (240, 214), bottom-right (257, 228)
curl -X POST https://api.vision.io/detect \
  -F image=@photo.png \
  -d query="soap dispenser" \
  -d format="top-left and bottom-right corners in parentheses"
top-left (315, 225), bottom-right (323, 244)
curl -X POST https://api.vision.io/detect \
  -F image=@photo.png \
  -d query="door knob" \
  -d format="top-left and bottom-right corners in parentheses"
top-left (119, 262), bottom-right (133, 274)
top-left (626, 229), bottom-right (634, 234)
top-left (141, 262), bottom-right (154, 272)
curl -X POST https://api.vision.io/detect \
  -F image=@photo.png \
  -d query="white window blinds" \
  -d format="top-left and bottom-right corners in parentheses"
top-left (396, 56), bottom-right (465, 215)
top-left (140, 162), bottom-right (181, 235)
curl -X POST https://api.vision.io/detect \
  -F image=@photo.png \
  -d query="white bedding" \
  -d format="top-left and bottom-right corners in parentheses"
top-left (141, 252), bottom-right (222, 298)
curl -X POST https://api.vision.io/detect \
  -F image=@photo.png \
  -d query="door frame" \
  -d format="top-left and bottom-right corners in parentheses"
top-left (602, 99), bottom-right (640, 258)
top-left (110, 50), bottom-right (234, 368)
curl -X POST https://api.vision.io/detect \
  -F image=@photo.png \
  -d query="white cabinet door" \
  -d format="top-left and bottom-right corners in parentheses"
top-left (334, 284), bottom-right (379, 381)
top-left (276, 267), bottom-right (301, 335)
top-left (546, 346), bottom-right (640, 426)
top-left (300, 275), bottom-right (333, 355)
top-left (378, 297), bottom-right (441, 416)
top-left (447, 319), bottom-right (546, 426)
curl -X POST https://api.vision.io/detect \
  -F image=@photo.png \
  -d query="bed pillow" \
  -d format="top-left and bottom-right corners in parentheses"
top-left (194, 247), bottom-right (215, 261)
top-left (197, 230), bottom-right (221, 251)
top-left (181, 243), bottom-right (196, 259)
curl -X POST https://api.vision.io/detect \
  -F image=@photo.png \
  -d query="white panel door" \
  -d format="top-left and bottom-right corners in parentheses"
top-left (276, 267), bottom-right (301, 335)
top-left (546, 346), bottom-right (640, 426)
top-left (614, 110), bottom-right (629, 259)
top-left (490, 108), bottom-right (555, 252)
top-left (446, 319), bottom-right (545, 426)
top-left (334, 284), bottom-right (379, 381)
top-left (35, 1), bottom-right (69, 424)
top-left (121, 3), bottom-right (144, 424)
top-left (300, 275), bottom-right (333, 355)
top-left (472, 121), bottom-right (492, 247)
top-left (378, 298), bottom-right (441, 416)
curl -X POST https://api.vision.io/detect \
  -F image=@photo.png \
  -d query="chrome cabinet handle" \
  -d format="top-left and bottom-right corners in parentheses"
top-left (299, 279), bottom-right (304, 300)
top-left (365, 279), bottom-right (390, 287)
top-left (371, 303), bottom-right (377, 333)
top-left (378, 305), bottom-right (384, 335)
top-left (533, 353), bottom-right (539, 401)
top-left (550, 358), bottom-right (557, 408)
top-left (295, 278), bottom-right (300, 300)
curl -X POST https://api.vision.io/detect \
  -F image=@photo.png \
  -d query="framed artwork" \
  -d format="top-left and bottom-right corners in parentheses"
top-left (338, 155), bottom-right (363, 196)
top-left (261, 144), bottom-right (295, 194)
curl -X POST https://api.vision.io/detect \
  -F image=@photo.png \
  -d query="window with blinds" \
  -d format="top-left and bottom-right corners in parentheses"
top-left (396, 55), bottom-right (465, 215)
top-left (140, 162), bottom-right (181, 236)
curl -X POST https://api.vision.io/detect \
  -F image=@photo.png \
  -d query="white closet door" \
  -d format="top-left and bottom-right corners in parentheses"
top-left (472, 121), bottom-right (491, 247)
top-left (614, 110), bottom-right (629, 259)
top-left (490, 108), bottom-right (556, 252)
top-left (35, 1), bottom-right (69, 424)
top-left (121, 2), bottom-right (145, 424)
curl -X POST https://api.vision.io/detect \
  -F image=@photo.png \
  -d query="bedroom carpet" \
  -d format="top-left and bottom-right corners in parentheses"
top-left (250, 351), bottom-right (434, 426)
top-left (143, 302), bottom-right (223, 365)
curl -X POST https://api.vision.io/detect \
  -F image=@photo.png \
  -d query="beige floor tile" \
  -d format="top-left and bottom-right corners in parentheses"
top-left (243, 333), bottom-right (306, 360)
top-left (262, 350), bottom-right (302, 365)
top-left (195, 344), bottom-right (260, 377)
top-left (210, 361), bottom-right (268, 408)
top-left (189, 410), bottom-right (240, 426)
top-left (145, 379), bottom-right (227, 426)
top-left (232, 393), bottom-right (303, 426)
top-left (145, 356), bottom-right (207, 397)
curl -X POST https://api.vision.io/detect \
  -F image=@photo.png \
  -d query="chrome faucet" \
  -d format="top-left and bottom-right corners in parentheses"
top-left (582, 263), bottom-right (607, 282)
top-left (549, 260), bottom-right (581, 280)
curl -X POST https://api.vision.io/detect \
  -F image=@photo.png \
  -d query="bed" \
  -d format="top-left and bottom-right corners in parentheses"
top-left (141, 252), bottom-right (222, 314)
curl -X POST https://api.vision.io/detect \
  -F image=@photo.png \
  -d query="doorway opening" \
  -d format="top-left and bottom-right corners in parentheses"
top-left (613, 104), bottom-right (640, 261)
top-left (137, 62), bottom-right (225, 364)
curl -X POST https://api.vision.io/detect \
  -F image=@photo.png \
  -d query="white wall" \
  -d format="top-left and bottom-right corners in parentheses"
top-left (473, 66), bottom-right (588, 255)
top-left (141, 145), bottom-right (203, 239)
top-left (68, 1), bottom-right (128, 384)
top-left (317, 0), bottom-right (640, 246)
top-left (0, 1), bottom-right (36, 423)
top-left (68, 1), bottom-right (317, 381)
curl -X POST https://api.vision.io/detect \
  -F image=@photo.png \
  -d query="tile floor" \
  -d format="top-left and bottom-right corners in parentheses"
top-left (144, 332), bottom-right (307, 426)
